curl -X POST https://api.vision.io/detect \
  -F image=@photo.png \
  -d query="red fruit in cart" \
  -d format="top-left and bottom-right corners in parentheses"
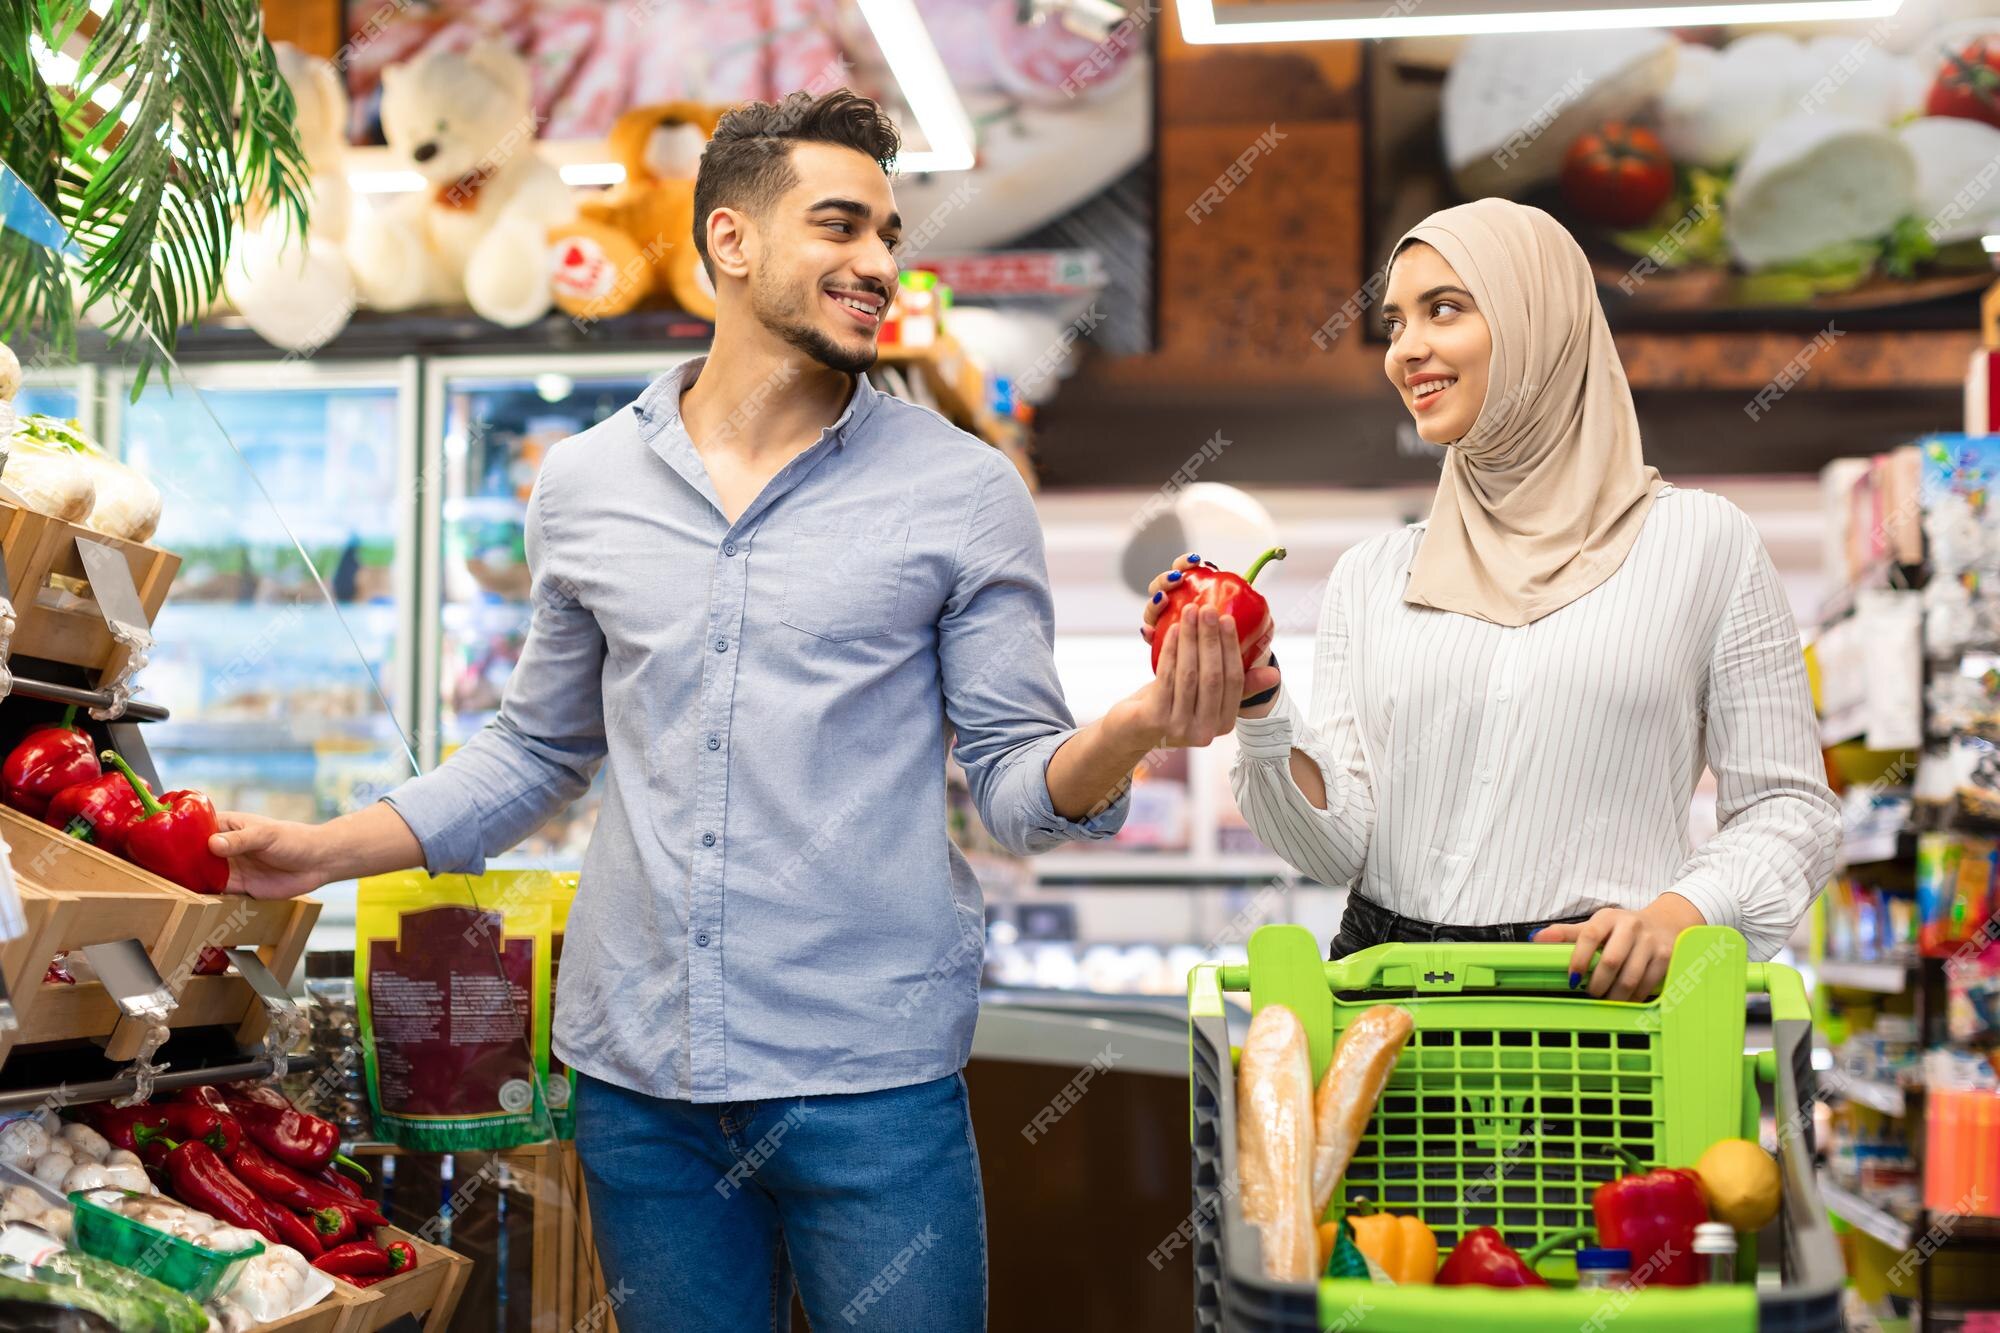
top-left (1149, 548), bottom-right (1287, 674)
top-left (1592, 1147), bottom-right (1708, 1288)
top-left (1434, 1226), bottom-right (1550, 1287)
top-left (101, 751), bottom-right (230, 893)
top-left (2, 707), bottom-right (100, 818)
top-left (44, 769), bottom-right (149, 853)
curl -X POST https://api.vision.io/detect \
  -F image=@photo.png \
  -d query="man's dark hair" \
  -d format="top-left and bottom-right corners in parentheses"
top-left (692, 90), bottom-right (902, 279)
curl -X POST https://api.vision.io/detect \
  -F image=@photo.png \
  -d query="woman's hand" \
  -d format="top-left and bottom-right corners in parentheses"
top-left (1533, 894), bottom-right (1707, 1001)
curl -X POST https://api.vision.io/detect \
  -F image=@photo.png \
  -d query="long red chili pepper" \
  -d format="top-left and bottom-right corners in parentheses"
top-left (227, 1139), bottom-right (388, 1229)
top-left (317, 1164), bottom-right (366, 1200)
top-left (312, 1241), bottom-right (391, 1277)
top-left (384, 1240), bottom-right (417, 1273)
top-left (220, 1091), bottom-right (367, 1179)
top-left (154, 1138), bottom-right (322, 1258)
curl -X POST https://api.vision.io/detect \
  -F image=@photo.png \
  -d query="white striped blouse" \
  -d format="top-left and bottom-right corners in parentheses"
top-left (1229, 486), bottom-right (1840, 961)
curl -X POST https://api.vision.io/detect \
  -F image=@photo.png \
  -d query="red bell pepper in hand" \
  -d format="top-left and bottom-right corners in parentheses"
top-left (1435, 1227), bottom-right (1549, 1288)
top-left (154, 1137), bottom-right (322, 1257)
top-left (101, 752), bottom-right (229, 894)
top-left (3, 707), bottom-right (99, 819)
top-left (1148, 548), bottom-right (1287, 674)
top-left (44, 770), bottom-right (148, 853)
top-left (1592, 1147), bottom-right (1709, 1288)
top-left (226, 1138), bottom-right (388, 1229)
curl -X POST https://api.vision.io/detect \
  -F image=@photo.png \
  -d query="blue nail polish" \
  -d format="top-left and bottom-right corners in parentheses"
top-left (1187, 553), bottom-right (1201, 563)
top-left (1568, 972), bottom-right (1582, 989)
top-left (1167, 571), bottom-right (1181, 582)
top-left (1152, 592), bottom-right (1163, 603)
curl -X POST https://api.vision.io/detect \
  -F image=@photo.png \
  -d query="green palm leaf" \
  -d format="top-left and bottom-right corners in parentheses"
top-left (0, 0), bottom-right (309, 388)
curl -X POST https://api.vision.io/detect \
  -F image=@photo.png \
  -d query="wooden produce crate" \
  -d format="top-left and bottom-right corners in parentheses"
top-left (0, 804), bottom-right (319, 1063)
top-left (255, 1282), bottom-right (374, 1333)
top-left (331, 1226), bottom-right (476, 1333)
top-left (0, 499), bottom-right (179, 687)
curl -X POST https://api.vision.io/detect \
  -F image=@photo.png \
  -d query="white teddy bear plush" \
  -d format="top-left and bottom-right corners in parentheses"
top-left (346, 39), bottom-right (571, 327)
top-left (222, 43), bottom-right (358, 352)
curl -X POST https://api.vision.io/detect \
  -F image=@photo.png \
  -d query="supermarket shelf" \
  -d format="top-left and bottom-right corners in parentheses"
top-left (1832, 1074), bottom-right (1910, 1117)
top-left (147, 717), bottom-right (406, 752)
top-left (0, 1051), bottom-right (321, 1114)
top-left (1032, 852), bottom-right (1306, 882)
top-left (1820, 1174), bottom-right (1916, 1251)
top-left (1816, 957), bottom-right (1914, 993)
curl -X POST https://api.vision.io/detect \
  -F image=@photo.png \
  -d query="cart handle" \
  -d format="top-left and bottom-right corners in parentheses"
top-left (1216, 925), bottom-right (1764, 999)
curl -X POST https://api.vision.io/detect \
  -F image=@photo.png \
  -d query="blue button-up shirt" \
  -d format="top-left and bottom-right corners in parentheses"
top-left (384, 358), bottom-right (1126, 1102)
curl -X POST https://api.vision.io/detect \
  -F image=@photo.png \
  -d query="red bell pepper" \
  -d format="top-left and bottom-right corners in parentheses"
top-left (226, 1138), bottom-right (388, 1229)
top-left (154, 1137), bottom-right (322, 1257)
top-left (1148, 548), bottom-right (1287, 674)
top-left (44, 770), bottom-right (148, 853)
top-left (2, 707), bottom-right (99, 819)
top-left (1435, 1227), bottom-right (1548, 1288)
top-left (313, 1241), bottom-right (391, 1277)
top-left (101, 752), bottom-right (229, 894)
top-left (1592, 1148), bottom-right (1708, 1288)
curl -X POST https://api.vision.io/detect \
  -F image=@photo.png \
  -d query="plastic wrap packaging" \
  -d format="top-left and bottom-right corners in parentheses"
top-left (1236, 1003), bottom-right (1318, 1281)
top-left (2, 423), bottom-right (96, 524)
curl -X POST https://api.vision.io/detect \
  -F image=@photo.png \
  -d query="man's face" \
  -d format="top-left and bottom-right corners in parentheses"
top-left (744, 142), bottom-right (902, 375)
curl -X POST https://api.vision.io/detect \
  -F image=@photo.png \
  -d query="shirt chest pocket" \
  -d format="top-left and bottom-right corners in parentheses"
top-left (779, 528), bottom-right (908, 641)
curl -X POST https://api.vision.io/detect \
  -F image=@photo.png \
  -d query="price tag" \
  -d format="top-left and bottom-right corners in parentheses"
top-left (227, 948), bottom-right (297, 1008)
top-left (79, 939), bottom-right (173, 1020)
top-left (73, 537), bottom-right (149, 638)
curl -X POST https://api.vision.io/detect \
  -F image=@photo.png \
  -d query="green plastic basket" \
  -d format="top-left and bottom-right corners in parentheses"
top-left (1186, 925), bottom-right (1844, 1332)
top-left (69, 1188), bottom-right (264, 1303)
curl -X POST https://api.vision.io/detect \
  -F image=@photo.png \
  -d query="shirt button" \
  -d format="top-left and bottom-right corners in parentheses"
top-left (1478, 771), bottom-right (1493, 784)
top-left (696, 932), bottom-right (710, 947)
top-left (706, 734), bottom-right (721, 750)
top-left (714, 637), bottom-right (728, 653)
top-left (723, 542), bottom-right (737, 557)
top-left (1494, 690), bottom-right (1510, 702)
top-left (702, 831), bottom-right (716, 847)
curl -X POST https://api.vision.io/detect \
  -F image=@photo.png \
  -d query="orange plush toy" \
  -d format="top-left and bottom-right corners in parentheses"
top-left (549, 102), bottom-right (724, 324)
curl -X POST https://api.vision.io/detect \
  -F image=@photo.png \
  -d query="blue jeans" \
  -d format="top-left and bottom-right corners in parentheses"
top-left (573, 1071), bottom-right (987, 1332)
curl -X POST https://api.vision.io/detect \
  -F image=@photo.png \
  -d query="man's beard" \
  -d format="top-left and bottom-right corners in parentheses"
top-left (752, 268), bottom-right (877, 376)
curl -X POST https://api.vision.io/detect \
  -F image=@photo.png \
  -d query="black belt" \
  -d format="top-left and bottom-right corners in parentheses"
top-left (1329, 893), bottom-right (1591, 960)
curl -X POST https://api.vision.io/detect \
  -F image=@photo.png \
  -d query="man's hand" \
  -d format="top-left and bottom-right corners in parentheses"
top-left (1533, 893), bottom-right (1708, 1001)
top-left (208, 812), bottom-right (336, 900)
top-left (1113, 609), bottom-right (1282, 751)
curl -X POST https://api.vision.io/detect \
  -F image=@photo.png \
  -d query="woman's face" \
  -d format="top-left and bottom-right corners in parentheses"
top-left (1382, 242), bottom-right (1492, 446)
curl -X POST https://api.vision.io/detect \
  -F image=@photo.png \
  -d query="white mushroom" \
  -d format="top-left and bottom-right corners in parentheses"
top-left (60, 1163), bottom-right (113, 1193)
top-left (32, 1152), bottom-right (75, 1187)
top-left (103, 1148), bottom-right (144, 1170)
top-left (57, 1122), bottom-right (111, 1163)
top-left (0, 1120), bottom-right (51, 1165)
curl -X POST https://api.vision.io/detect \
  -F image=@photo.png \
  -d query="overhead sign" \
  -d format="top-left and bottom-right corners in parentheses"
top-left (1186, 0), bottom-right (1902, 42)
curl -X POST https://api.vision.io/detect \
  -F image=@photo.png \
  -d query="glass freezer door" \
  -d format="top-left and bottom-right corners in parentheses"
top-left (111, 363), bottom-right (418, 833)
top-left (423, 355), bottom-right (697, 869)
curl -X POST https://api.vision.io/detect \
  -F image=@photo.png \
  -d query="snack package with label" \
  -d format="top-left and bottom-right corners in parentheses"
top-left (355, 871), bottom-right (570, 1150)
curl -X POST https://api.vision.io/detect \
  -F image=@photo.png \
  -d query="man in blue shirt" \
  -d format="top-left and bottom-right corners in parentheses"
top-left (209, 89), bottom-right (1271, 1330)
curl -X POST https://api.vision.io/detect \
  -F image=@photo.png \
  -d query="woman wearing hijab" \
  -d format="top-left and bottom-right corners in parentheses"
top-left (1140, 198), bottom-right (1839, 1000)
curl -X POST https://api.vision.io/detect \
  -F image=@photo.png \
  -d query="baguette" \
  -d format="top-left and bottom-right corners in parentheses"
top-left (1236, 1004), bottom-right (1318, 1281)
top-left (1310, 1005), bottom-right (1414, 1214)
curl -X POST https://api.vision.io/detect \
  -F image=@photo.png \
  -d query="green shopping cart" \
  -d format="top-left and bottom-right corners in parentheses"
top-left (1187, 924), bottom-right (1846, 1332)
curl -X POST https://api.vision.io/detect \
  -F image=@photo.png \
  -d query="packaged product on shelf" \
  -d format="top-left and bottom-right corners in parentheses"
top-left (4, 413), bottom-right (162, 541)
top-left (355, 871), bottom-right (568, 1151)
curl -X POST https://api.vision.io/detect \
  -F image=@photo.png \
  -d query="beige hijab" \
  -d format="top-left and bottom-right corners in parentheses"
top-left (1397, 198), bottom-right (1664, 627)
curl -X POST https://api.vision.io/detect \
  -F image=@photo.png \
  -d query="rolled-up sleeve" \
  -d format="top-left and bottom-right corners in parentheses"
top-left (383, 458), bottom-right (609, 875)
top-left (939, 455), bottom-right (1127, 855)
top-left (1230, 553), bottom-right (1374, 886)
top-left (1669, 524), bottom-right (1840, 960)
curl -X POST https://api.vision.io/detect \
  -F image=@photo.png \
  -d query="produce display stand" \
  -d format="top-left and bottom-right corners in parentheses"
top-left (1188, 924), bottom-right (1846, 1332)
top-left (0, 500), bottom-right (180, 691)
top-left (326, 1225), bottom-right (475, 1333)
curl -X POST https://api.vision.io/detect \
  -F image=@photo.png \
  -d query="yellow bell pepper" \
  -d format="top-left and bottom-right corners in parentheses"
top-left (1344, 1204), bottom-right (1438, 1284)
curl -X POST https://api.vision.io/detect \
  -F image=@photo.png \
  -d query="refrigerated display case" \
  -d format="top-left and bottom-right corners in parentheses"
top-left (108, 359), bottom-right (420, 840)
top-left (420, 352), bottom-right (698, 868)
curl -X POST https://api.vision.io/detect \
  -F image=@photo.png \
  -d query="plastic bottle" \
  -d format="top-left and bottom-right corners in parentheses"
top-left (1693, 1222), bottom-right (1737, 1284)
top-left (1575, 1247), bottom-right (1632, 1290)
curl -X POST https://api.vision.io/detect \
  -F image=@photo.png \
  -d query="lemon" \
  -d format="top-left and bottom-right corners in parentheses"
top-left (1695, 1138), bottom-right (1781, 1232)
